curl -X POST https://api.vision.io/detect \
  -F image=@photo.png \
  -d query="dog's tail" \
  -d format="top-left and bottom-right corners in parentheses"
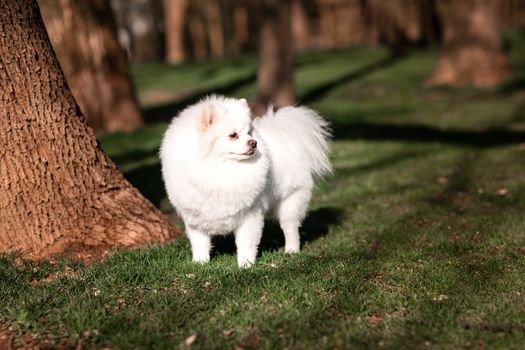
top-left (257, 105), bottom-right (332, 179)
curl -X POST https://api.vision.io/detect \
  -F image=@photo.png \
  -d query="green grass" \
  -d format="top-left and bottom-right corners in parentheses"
top-left (2, 30), bottom-right (525, 349)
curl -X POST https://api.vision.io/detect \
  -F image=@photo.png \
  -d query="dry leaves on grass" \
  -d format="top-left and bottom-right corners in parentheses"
top-left (185, 334), bottom-right (197, 345)
top-left (29, 266), bottom-right (77, 286)
top-left (496, 188), bottom-right (508, 196)
top-left (360, 307), bottom-right (409, 326)
top-left (366, 313), bottom-right (383, 325)
top-left (0, 324), bottom-right (100, 350)
top-left (432, 294), bottom-right (449, 302)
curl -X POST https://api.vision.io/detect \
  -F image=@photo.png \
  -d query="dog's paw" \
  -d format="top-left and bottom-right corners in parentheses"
top-left (284, 245), bottom-right (300, 254)
top-left (237, 256), bottom-right (255, 268)
top-left (192, 254), bottom-right (210, 264)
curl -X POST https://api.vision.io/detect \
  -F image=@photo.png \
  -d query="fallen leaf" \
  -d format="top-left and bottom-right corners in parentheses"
top-left (436, 176), bottom-right (449, 184)
top-left (222, 329), bottom-right (235, 337)
top-left (366, 313), bottom-right (383, 325)
top-left (185, 334), bottom-right (197, 345)
top-left (245, 334), bottom-right (260, 348)
top-left (496, 188), bottom-right (508, 196)
top-left (432, 294), bottom-right (448, 302)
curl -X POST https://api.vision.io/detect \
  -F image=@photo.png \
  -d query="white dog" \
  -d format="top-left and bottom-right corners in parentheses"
top-left (160, 95), bottom-right (331, 267)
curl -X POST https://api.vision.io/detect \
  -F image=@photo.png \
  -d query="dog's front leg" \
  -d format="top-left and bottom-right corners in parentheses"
top-left (234, 211), bottom-right (264, 268)
top-left (186, 227), bottom-right (212, 263)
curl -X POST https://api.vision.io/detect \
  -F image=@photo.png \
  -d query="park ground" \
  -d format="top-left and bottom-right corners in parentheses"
top-left (1, 30), bottom-right (525, 349)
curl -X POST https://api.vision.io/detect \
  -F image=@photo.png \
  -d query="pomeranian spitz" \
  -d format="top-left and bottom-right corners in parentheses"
top-left (160, 95), bottom-right (331, 267)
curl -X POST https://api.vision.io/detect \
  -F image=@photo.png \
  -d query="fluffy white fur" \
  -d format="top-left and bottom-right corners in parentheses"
top-left (160, 95), bottom-right (331, 267)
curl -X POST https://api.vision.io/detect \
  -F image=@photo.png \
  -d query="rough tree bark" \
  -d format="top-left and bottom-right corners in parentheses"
top-left (164, 0), bottom-right (188, 64)
top-left (0, 0), bottom-right (180, 262)
top-left (39, 0), bottom-right (144, 133)
top-left (426, 0), bottom-right (510, 86)
top-left (256, 0), bottom-right (295, 113)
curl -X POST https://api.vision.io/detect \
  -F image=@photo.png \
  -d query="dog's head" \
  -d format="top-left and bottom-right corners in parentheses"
top-left (198, 97), bottom-right (258, 161)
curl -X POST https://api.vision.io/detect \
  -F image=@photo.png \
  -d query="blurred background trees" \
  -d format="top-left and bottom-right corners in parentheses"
top-left (256, 0), bottom-right (296, 112)
top-left (39, 0), bottom-right (144, 134)
top-left (38, 0), bottom-right (525, 127)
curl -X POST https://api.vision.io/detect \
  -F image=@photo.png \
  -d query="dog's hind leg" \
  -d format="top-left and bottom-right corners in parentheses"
top-left (186, 228), bottom-right (212, 263)
top-left (276, 189), bottom-right (312, 254)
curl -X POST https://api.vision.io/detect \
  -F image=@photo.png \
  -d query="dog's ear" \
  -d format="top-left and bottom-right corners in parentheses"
top-left (201, 103), bottom-right (216, 131)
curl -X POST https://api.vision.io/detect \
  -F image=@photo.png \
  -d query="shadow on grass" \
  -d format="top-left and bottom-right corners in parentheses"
top-left (121, 159), bottom-right (164, 207)
top-left (336, 149), bottom-right (429, 178)
top-left (332, 121), bottom-right (525, 147)
top-left (299, 55), bottom-right (398, 104)
top-left (211, 207), bottom-right (344, 258)
top-left (142, 52), bottom-right (398, 124)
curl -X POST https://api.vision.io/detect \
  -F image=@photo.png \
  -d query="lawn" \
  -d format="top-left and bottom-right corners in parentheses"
top-left (1, 30), bottom-right (525, 349)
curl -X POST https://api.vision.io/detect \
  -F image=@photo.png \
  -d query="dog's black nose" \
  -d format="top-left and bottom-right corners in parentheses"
top-left (248, 139), bottom-right (257, 149)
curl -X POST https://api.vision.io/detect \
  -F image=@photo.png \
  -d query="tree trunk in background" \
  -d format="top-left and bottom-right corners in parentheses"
top-left (164, 0), bottom-right (188, 63)
top-left (319, 0), bottom-right (337, 48)
top-left (365, 0), bottom-right (414, 55)
top-left (426, 0), bottom-right (510, 86)
top-left (334, 1), bottom-right (354, 46)
top-left (319, 0), bottom-right (362, 48)
top-left (346, 0), bottom-right (369, 44)
top-left (206, 0), bottom-right (225, 57)
top-left (112, 0), bottom-right (165, 63)
top-left (39, 0), bottom-right (144, 133)
top-left (234, 0), bottom-right (249, 53)
top-left (188, 5), bottom-right (208, 60)
top-left (420, 0), bottom-right (439, 42)
top-left (316, 0), bottom-right (438, 52)
top-left (501, 0), bottom-right (525, 28)
top-left (256, 0), bottom-right (295, 112)
top-left (0, 0), bottom-right (180, 262)
top-left (291, 0), bottom-right (310, 50)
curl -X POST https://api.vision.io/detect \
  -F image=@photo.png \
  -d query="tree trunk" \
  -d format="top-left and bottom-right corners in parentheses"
top-left (426, 0), bottom-right (511, 87)
top-left (256, 0), bottom-right (295, 112)
top-left (345, 0), bottom-right (368, 44)
top-left (39, 0), bottom-right (144, 134)
top-left (188, 5), bottom-right (208, 60)
top-left (206, 0), bottom-right (225, 58)
top-left (112, 0), bottom-right (165, 63)
top-left (319, 0), bottom-right (337, 48)
top-left (164, 0), bottom-right (188, 64)
top-left (291, 0), bottom-right (310, 50)
top-left (234, 0), bottom-right (249, 53)
top-left (365, 0), bottom-right (413, 55)
top-left (0, 0), bottom-right (180, 262)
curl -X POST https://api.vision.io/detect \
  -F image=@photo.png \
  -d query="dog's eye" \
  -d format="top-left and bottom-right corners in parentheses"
top-left (229, 132), bottom-right (238, 140)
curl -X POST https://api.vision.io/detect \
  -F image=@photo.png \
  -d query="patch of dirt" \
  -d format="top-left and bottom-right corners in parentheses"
top-left (0, 324), bottom-right (39, 350)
